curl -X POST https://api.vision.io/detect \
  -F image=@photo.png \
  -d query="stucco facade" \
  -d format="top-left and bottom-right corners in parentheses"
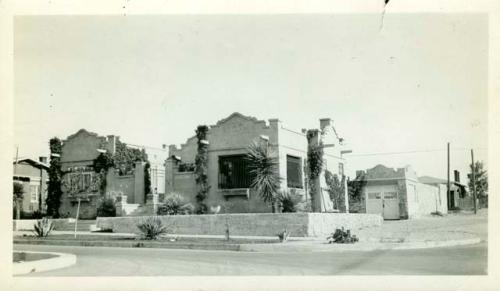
top-left (58, 129), bottom-right (166, 219)
top-left (166, 112), bottom-right (349, 214)
top-left (13, 158), bottom-right (49, 215)
top-left (358, 164), bottom-right (448, 220)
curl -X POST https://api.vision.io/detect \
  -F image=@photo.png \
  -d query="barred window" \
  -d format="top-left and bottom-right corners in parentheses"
top-left (218, 155), bottom-right (252, 189)
top-left (287, 155), bottom-right (303, 188)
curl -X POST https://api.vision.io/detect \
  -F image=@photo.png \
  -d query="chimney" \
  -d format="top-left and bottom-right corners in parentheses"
top-left (268, 118), bottom-right (280, 129)
top-left (454, 170), bottom-right (460, 183)
top-left (319, 118), bottom-right (332, 130)
top-left (162, 144), bottom-right (167, 150)
top-left (39, 156), bottom-right (48, 164)
top-left (107, 135), bottom-right (117, 155)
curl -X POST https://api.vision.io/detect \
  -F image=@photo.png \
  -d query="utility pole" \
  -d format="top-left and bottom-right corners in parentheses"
top-left (447, 142), bottom-right (450, 210)
top-left (471, 149), bottom-right (477, 214)
top-left (14, 146), bottom-right (20, 222)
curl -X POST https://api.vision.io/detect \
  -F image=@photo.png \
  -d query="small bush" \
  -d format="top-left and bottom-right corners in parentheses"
top-left (157, 193), bottom-right (194, 215)
top-left (97, 197), bottom-right (116, 217)
top-left (137, 216), bottom-right (168, 240)
top-left (33, 218), bottom-right (54, 237)
top-left (278, 191), bottom-right (302, 213)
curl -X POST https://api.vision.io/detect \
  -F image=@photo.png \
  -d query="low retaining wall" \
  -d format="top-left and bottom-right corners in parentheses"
top-left (96, 213), bottom-right (383, 237)
top-left (13, 219), bottom-right (88, 231)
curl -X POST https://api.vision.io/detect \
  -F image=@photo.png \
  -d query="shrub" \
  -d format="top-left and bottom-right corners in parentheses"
top-left (157, 193), bottom-right (194, 215)
top-left (33, 218), bottom-right (54, 237)
top-left (96, 197), bottom-right (116, 217)
top-left (137, 216), bottom-right (168, 240)
top-left (277, 191), bottom-right (302, 213)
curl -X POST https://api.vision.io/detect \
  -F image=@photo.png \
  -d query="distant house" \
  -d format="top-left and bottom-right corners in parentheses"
top-left (357, 164), bottom-right (448, 220)
top-left (419, 171), bottom-right (470, 210)
top-left (13, 157), bottom-right (49, 216)
top-left (58, 129), bottom-right (167, 219)
top-left (166, 112), bottom-right (350, 213)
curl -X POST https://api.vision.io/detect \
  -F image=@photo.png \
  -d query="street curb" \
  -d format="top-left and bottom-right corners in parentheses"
top-left (13, 251), bottom-right (76, 275)
top-left (14, 239), bottom-right (242, 251)
top-left (239, 237), bottom-right (482, 252)
top-left (14, 236), bottom-right (481, 253)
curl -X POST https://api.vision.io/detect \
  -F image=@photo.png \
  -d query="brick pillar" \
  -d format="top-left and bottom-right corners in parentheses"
top-left (134, 162), bottom-right (145, 205)
top-left (165, 158), bottom-right (175, 194)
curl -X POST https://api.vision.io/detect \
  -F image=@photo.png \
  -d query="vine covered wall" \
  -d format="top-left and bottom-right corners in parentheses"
top-left (306, 129), bottom-right (323, 212)
top-left (46, 137), bottom-right (63, 218)
top-left (194, 125), bottom-right (210, 214)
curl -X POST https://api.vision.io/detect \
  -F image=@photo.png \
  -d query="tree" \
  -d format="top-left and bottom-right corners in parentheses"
top-left (93, 152), bottom-right (115, 194)
top-left (347, 171), bottom-right (367, 213)
top-left (46, 137), bottom-right (63, 218)
top-left (348, 171), bottom-right (367, 202)
top-left (13, 182), bottom-right (24, 220)
top-left (468, 161), bottom-right (488, 198)
top-left (246, 141), bottom-right (281, 212)
top-left (194, 125), bottom-right (210, 214)
top-left (324, 170), bottom-right (346, 212)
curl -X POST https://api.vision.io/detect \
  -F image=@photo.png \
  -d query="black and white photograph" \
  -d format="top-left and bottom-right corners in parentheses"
top-left (1, 1), bottom-right (498, 290)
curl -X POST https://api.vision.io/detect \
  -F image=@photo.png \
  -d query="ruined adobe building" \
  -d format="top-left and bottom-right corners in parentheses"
top-left (166, 112), bottom-right (350, 213)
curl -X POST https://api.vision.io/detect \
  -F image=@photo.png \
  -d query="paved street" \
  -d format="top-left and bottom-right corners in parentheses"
top-left (14, 241), bottom-right (487, 276)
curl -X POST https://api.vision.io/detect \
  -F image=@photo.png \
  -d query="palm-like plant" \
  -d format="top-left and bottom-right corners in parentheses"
top-left (137, 216), bottom-right (168, 240)
top-left (33, 217), bottom-right (54, 237)
top-left (246, 141), bottom-right (281, 212)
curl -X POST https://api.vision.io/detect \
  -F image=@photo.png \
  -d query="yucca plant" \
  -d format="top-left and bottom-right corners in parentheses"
top-left (33, 217), bottom-right (54, 237)
top-left (137, 216), bottom-right (168, 240)
top-left (277, 191), bottom-right (302, 213)
top-left (246, 141), bottom-right (281, 212)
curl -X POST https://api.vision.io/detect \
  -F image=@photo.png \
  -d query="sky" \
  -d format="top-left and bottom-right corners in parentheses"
top-left (13, 14), bottom-right (488, 180)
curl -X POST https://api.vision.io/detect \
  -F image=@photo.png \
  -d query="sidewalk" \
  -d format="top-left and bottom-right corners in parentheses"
top-left (242, 210), bottom-right (487, 252)
top-left (14, 209), bottom-right (486, 253)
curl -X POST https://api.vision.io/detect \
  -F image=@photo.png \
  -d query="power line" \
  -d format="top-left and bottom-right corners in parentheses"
top-left (349, 147), bottom-right (487, 157)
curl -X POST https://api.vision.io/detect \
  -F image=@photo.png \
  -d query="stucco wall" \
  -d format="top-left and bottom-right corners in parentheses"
top-left (170, 172), bottom-right (197, 204)
top-left (59, 194), bottom-right (100, 219)
top-left (61, 129), bottom-right (109, 164)
top-left (107, 172), bottom-right (136, 202)
top-left (96, 213), bottom-right (382, 237)
top-left (167, 113), bottom-right (280, 213)
top-left (415, 183), bottom-right (448, 215)
top-left (167, 113), bottom-right (350, 214)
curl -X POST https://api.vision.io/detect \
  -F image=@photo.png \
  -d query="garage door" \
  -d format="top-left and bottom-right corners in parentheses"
top-left (366, 188), bottom-right (400, 220)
